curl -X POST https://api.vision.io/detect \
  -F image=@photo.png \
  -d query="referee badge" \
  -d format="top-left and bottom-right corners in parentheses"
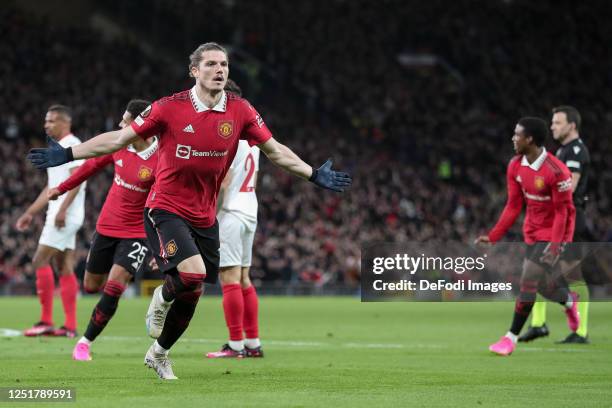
top-left (218, 120), bottom-right (234, 139)
top-left (165, 240), bottom-right (178, 257)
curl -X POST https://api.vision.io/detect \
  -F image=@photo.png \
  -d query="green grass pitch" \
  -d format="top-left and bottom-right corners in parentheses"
top-left (1, 296), bottom-right (611, 407)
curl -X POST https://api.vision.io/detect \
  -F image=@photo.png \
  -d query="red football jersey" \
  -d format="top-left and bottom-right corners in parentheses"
top-left (58, 140), bottom-right (159, 238)
top-left (130, 87), bottom-right (272, 228)
top-left (488, 149), bottom-right (575, 245)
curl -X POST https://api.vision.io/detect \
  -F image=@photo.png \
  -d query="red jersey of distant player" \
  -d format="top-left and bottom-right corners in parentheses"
top-left (129, 88), bottom-right (272, 228)
top-left (58, 144), bottom-right (159, 239)
top-left (488, 150), bottom-right (576, 245)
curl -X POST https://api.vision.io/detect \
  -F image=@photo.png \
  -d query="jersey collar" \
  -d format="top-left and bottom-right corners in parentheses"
top-left (190, 86), bottom-right (227, 113)
top-left (57, 133), bottom-right (74, 146)
top-left (521, 147), bottom-right (547, 171)
top-left (128, 136), bottom-right (159, 160)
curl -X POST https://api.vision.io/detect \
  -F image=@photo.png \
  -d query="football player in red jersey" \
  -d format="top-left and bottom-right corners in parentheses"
top-left (47, 99), bottom-right (159, 361)
top-left (475, 117), bottom-right (579, 356)
top-left (28, 42), bottom-right (352, 380)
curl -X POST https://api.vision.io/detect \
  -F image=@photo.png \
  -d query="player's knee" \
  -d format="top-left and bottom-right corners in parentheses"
top-left (177, 271), bottom-right (205, 292)
top-left (220, 266), bottom-right (241, 285)
top-left (108, 267), bottom-right (132, 287)
top-left (176, 273), bottom-right (204, 304)
top-left (240, 275), bottom-right (252, 289)
top-left (32, 254), bottom-right (50, 270)
top-left (84, 282), bottom-right (102, 294)
top-left (83, 274), bottom-right (104, 293)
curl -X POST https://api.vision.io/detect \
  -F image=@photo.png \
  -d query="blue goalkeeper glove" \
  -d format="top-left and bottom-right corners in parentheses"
top-left (309, 159), bottom-right (352, 192)
top-left (27, 137), bottom-right (74, 169)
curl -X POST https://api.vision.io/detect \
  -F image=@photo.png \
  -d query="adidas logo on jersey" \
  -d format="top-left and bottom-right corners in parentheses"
top-left (183, 124), bottom-right (195, 133)
top-left (116, 159), bottom-right (123, 167)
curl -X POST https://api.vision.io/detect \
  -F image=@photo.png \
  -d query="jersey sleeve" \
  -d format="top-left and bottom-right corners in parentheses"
top-left (549, 170), bottom-right (575, 248)
top-left (57, 154), bottom-right (114, 193)
top-left (240, 102), bottom-right (272, 146)
top-left (130, 102), bottom-right (165, 139)
top-left (488, 159), bottom-right (524, 243)
top-left (562, 144), bottom-right (589, 173)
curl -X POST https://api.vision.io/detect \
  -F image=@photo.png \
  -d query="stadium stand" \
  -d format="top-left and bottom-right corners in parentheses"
top-left (1, 1), bottom-right (611, 293)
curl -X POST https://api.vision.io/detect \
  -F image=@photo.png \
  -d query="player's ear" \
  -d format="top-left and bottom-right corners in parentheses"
top-left (190, 66), bottom-right (198, 78)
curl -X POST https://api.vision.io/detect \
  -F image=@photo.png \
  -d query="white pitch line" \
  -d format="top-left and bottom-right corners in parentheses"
top-left (100, 335), bottom-right (410, 349)
top-left (520, 347), bottom-right (590, 353)
top-left (0, 328), bottom-right (22, 337)
top-left (0, 329), bottom-right (598, 353)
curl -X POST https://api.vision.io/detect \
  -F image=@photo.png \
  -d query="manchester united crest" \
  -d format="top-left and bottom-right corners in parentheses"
top-left (138, 165), bottom-right (153, 181)
top-left (534, 176), bottom-right (545, 190)
top-left (218, 120), bottom-right (234, 139)
top-left (165, 240), bottom-right (178, 257)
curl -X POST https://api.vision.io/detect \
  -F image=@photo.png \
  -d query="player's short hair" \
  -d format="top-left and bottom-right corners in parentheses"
top-left (518, 117), bottom-right (549, 146)
top-left (47, 104), bottom-right (72, 121)
top-left (125, 99), bottom-right (152, 118)
top-left (552, 105), bottom-right (581, 131)
top-left (188, 42), bottom-right (229, 77)
top-left (224, 79), bottom-right (242, 96)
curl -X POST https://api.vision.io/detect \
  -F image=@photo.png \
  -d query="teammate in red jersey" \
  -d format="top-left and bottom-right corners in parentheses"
top-left (475, 117), bottom-right (579, 356)
top-left (28, 42), bottom-right (352, 380)
top-left (46, 99), bottom-right (158, 361)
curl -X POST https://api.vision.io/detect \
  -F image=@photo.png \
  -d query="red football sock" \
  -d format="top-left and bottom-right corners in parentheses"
top-left (59, 274), bottom-right (78, 331)
top-left (242, 285), bottom-right (259, 339)
top-left (35, 265), bottom-right (55, 325)
top-left (222, 284), bottom-right (244, 341)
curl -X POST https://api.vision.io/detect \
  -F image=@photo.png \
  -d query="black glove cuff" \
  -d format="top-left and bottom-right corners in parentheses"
top-left (309, 168), bottom-right (318, 182)
top-left (66, 147), bottom-right (74, 162)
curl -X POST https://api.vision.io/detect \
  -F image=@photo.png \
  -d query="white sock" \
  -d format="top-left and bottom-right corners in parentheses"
top-left (245, 338), bottom-right (261, 349)
top-left (565, 294), bottom-right (574, 308)
top-left (228, 340), bottom-right (244, 351)
top-left (154, 340), bottom-right (169, 355)
top-left (78, 336), bottom-right (92, 345)
top-left (505, 331), bottom-right (518, 344)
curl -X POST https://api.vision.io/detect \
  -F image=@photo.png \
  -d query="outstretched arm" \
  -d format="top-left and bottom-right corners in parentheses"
top-left (72, 126), bottom-right (138, 159)
top-left (258, 137), bottom-right (312, 180)
top-left (258, 137), bottom-right (352, 192)
top-left (28, 127), bottom-right (138, 169)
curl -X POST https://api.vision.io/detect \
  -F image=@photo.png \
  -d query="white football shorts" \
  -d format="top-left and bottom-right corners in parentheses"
top-left (218, 210), bottom-right (256, 268)
top-left (38, 222), bottom-right (81, 251)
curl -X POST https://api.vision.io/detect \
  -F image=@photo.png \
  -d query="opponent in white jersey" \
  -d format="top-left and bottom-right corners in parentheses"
top-left (207, 81), bottom-right (263, 358)
top-left (16, 105), bottom-right (85, 338)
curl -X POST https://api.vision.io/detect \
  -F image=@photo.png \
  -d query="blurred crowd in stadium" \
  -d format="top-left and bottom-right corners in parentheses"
top-left (1, 1), bottom-right (611, 290)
